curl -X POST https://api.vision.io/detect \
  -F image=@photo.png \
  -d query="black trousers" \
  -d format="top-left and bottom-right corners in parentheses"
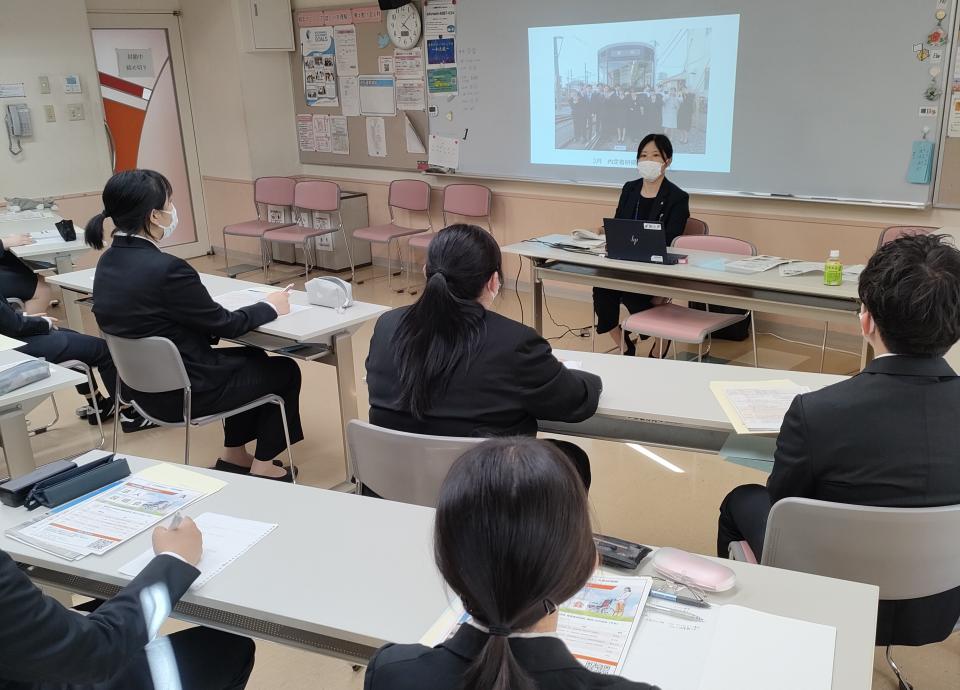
top-left (131, 348), bottom-right (304, 461)
top-left (16, 329), bottom-right (116, 399)
top-left (0, 252), bottom-right (39, 301)
top-left (716, 483), bottom-right (771, 559)
top-left (592, 288), bottom-right (656, 335)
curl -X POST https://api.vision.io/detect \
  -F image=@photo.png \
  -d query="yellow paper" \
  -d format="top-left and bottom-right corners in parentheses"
top-left (710, 380), bottom-right (809, 435)
top-left (136, 463), bottom-right (227, 495)
top-left (0, 334), bottom-right (25, 351)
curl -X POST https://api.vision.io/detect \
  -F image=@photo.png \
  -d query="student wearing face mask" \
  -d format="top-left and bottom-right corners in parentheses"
top-left (365, 224), bottom-right (602, 488)
top-left (593, 134), bottom-right (690, 357)
top-left (85, 169), bottom-right (303, 481)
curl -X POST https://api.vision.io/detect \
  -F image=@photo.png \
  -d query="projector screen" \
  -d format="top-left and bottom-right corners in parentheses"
top-left (428, 0), bottom-right (953, 207)
top-left (528, 14), bottom-right (740, 174)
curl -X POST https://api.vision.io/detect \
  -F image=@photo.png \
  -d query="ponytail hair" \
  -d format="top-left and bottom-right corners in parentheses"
top-left (394, 224), bottom-right (502, 419)
top-left (85, 169), bottom-right (172, 250)
top-left (434, 438), bottom-right (597, 690)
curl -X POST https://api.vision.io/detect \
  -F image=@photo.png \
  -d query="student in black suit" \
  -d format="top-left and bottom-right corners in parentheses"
top-left (365, 437), bottom-right (660, 690)
top-left (717, 233), bottom-right (960, 645)
top-left (0, 294), bottom-right (156, 432)
top-left (0, 233), bottom-right (53, 314)
top-left (0, 516), bottom-right (255, 689)
top-left (84, 169), bottom-right (302, 481)
top-left (593, 134), bottom-right (690, 357)
top-left (366, 224), bottom-right (602, 487)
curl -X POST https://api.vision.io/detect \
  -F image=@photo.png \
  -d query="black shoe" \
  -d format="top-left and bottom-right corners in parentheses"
top-left (252, 466), bottom-right (296, 483)
top-left (623, 334), bottom-right (637, 357)
top-left (120, 410), bottom-right (159, 433)
top-left (213, 459), bottom-right (250, 474)
top-left (86, 395), bottom-right (117, 425)
top-left (648, 340), bottom-right (673, 359)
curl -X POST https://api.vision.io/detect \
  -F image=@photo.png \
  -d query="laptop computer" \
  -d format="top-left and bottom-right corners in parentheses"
top-left (603, 218), bottom-right (687, 265)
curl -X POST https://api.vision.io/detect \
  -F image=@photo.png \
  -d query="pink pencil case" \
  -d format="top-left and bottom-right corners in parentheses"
top-left (651, 547), bottom-right (737, 592)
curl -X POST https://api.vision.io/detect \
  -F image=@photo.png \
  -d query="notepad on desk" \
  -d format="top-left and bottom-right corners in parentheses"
top-left (119, 513), bottom-right (277, 588)
top-left (214, 289), bottom-right (311, 317)
top-left (710, 380), bottom-right (810, 434)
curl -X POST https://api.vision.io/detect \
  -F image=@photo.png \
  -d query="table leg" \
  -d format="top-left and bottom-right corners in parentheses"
top-left (0, 407), bottom-right (35, 479)
top-left (61, 288), bottom-right (85, 333)
top-left (54, 253), bottom-right (74, 275)
top-left (529, 259), bottom-right (543, 334)
top-left (331, 331), bottom-right (358, 493)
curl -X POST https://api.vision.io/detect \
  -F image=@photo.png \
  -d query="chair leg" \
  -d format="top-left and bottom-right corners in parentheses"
top-left (819, 322), bottom-right (829, 373)
top-left (386, 238), bottom-right (394, 293)
top-left (183, 390), bottom-right (192, 466)
top-left (750, 312), bottom-right (759, 368)
top-left (885, 646), bottom-right (913, 690)
top-left (112, 371), bottom-right (122, 453)
top-left (619, 327), bottom-right (626, 355)
top-left (81, 366), bottom-right (105, 449)
top-left (276, 399), bottom-right (296, 485)
top-left (339, 223), bottom-right (356, 283)
top-left (697, 341), bottom-right (702, 363)
top-left (262, 237), bottom-right (272, 284)
top-left (393, 240), bottom-right (407, 293)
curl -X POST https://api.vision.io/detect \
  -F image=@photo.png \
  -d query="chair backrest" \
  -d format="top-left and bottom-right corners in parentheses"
top-left (254, 176), bottom-right (296, 206)
top-left (762, 497), bottom-right (960, 600)
top-left (442, 184), bottom-right (492, 223)
top-left (673, 234), bottom-right (755, 256)
top-left (102, 333), bottom-right (190, 394)
top-left (294, 180), bottom-right (341, 213)
top-left (877, 225), bottom-right (937, 249)
top-left (388, 179), bottom-right (432, 213)
top-left (683, 217), bottom-right (710, 236)
top-left (346, 420), bottom-right (483, 508)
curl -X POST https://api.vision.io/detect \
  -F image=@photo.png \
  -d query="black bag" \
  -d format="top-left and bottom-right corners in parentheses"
top-left (688, 302), bottom-right (751, 341)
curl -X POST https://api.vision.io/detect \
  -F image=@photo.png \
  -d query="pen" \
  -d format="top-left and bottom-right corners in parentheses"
top-left (281, 284), bottom-right (295, 294)
top-left (649, 589), bottom-right (710, 608)
top-left (170, 511), bottom-right (183, 529)
top-left (645, 602), bottom-right (704, 622)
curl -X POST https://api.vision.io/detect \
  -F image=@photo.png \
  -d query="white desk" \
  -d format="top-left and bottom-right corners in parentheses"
top-left (47, 269), bottom-right (389, 490)
top-left (0, 456), bottom-right (878, 688)
top-left (0, 350), bottom-right (86, 478)
top-left (548, 351), bottom-right (846, 464)
top-left (504, 237), bottom-right (865, 364)
top-left (0, 212), bottom-right (89, 274)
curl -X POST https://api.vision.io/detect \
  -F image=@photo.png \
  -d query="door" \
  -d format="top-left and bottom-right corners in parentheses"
top-left (87, 13), bottom-right (209, 258)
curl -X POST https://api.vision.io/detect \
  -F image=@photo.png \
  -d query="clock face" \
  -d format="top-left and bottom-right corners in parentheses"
top-left (386, 5), bottom-right (422, 50)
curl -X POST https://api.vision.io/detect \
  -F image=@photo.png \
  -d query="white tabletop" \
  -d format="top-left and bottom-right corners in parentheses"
top-left (47, 268), bottom-right (389, 344)
top-left (555, 350), bottom-right (847, 431)
top-left (0, 350), bottom-right (86, 411)
top-left (0, 455), bottom-right (877, 688)
top-left (504, 236), bottom-right (861, 303)
top-left (0, 212), bottom-right (88, 258)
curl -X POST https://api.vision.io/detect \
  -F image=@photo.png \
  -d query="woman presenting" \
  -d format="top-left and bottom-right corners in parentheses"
top-left (593, 134), bottom-right (690, 357)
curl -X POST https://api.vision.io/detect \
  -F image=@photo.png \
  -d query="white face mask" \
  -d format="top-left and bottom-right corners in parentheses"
top-left (637, 160), bottom-right (664, 181)
top-left (154, 205), bottom-right (178, 240)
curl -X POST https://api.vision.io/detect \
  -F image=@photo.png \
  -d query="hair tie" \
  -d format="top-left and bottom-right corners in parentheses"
top-left (486, 624), bottom-right (512, 637)
top-left (101, 209), bottom-right (112, 219)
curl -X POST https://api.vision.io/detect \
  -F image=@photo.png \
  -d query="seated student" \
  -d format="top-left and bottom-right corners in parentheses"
top-left (365, 224), bottom-right (602, 486)
top-left (365, 437), bottom-right (660, 690)
top-left (0, 233), bottom-right (52, 314)
top-left (0, 294), bottom-right (155, 432)
top-left (85, 169), bottom-right (302, 481)
top-left (717, 233), bottom-right (960, 645)
top-left (0, 516), bottom-right (255, 689)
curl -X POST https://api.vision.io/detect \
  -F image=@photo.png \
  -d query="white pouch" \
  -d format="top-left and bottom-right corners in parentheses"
top-left (305, 276), bottom-right (353, 313)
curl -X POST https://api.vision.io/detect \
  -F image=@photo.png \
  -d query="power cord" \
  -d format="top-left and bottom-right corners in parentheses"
top-left (756, 331), bottom-right (862, 358)
top-left (543, 291), bottom-right (593, 341)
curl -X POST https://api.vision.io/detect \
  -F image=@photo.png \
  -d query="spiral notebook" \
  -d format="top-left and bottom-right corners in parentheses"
top-left (119, 513), bottom-right (277, 588)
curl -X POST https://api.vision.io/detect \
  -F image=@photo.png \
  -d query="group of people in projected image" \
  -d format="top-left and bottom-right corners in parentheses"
top-left (562, 84), bottom-right (701, 151)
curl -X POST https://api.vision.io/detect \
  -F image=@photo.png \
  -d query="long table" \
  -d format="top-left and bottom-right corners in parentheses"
top-left (504, 236), bottom-right (866, 364)
top-left (546, 350), bottom-right (845, 463)
top-left (0, 350), bottom-right (87, 478)
top-left (1, 455), bottom-right (879, 689)
top-left (0, 212), bottom-right (89, 274)
top-left (47, 269), bottom-right (388, 490)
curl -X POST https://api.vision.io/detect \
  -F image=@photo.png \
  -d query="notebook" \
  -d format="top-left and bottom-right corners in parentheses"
top-left (119, 513), bottom-right (277, 588)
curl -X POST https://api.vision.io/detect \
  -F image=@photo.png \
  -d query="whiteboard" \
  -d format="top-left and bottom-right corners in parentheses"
top-left (428, 0), bottom-right (957, 207)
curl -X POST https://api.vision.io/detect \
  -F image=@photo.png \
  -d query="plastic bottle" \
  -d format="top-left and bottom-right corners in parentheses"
top-left (824, 249), bottom-right (843, 286)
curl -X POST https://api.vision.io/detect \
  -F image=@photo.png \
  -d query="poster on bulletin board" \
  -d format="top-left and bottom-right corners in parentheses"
top-left (301, 27), bottom-right (339, 107)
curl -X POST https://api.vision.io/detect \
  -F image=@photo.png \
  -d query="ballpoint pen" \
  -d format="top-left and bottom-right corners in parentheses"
top-left (645, 602), bottom-right (704, 623)
top-left (649, 589), bottom-right (710, 608)
top-left (170, 511), bottom-right (183, 529)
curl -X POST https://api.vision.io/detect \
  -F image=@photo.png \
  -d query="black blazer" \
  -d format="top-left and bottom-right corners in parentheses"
top-left (0, 294), bottom-right (50, 338)
top-left (366, 307), bottom-right (602, 437)
top-left (614, 177), bottom-right (690, 245)
top-left (365, 624), bottom-right (659, 690)
top-left (0, 550), bottom-right (199, 688)
top-left (769, 354), bottom-right (960, 645)
top-left (92, 235), bottom-right (276, 393)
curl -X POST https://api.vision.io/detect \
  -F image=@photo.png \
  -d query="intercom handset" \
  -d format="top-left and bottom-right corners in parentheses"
top-left (5, 104), bottom-right (32, 155)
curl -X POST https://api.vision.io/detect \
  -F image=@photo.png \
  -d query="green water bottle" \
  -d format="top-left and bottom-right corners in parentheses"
top-left (824, 249), bottom-right (843, 286)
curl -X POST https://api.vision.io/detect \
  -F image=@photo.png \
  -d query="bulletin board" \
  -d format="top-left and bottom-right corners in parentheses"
top-left (290, 3), bottom-right (430, 171)
top-left (934, 5), bottom-right (960, 208)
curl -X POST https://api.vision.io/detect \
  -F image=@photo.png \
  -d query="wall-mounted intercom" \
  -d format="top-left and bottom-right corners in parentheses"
top-left (5, 103), bottom-right (33, 155)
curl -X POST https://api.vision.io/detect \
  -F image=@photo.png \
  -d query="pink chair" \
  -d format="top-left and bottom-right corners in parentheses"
top-left (262, 180), bottom-right (354, 282)
top-left (408, 184), bottom-right (494, 253)
top-left (877, 225), bottom-right (937, 248)
top-left (683, 217), bottom-right (710, 236)
top-left (222, 177), bottom-right (296, 278)
top-left (621, 235), bottom-right (759, 365)
top-left (353, 179), bottom-right (432, 292)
